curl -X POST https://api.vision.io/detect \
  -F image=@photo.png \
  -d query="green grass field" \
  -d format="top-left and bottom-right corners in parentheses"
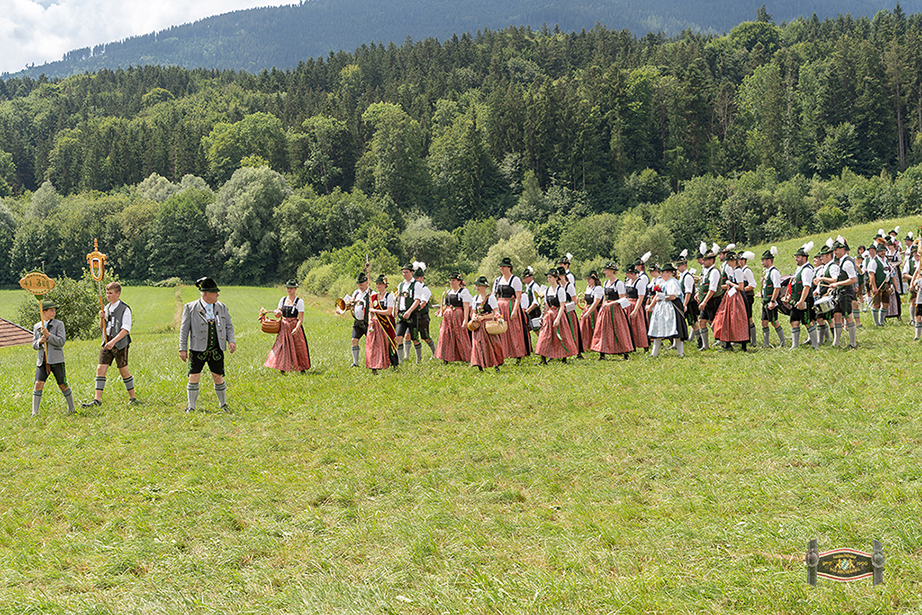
top-left (1, 220), bottom-right (921, 613)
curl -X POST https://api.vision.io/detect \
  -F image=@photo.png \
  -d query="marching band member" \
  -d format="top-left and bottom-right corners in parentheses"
top-left (346, 272), bottom-right (370, 367)
top-left (263, 279), bottom-right (311, 373)
top-left (813, 241), bottom-right (836, 345)
top-left (759, 247), bottom-right (785, 348)
top-left (712, 252), bottom-right (749, 351)
top-left (695, 244), bottom-right (722, 351)
top-left (789, 242), bottom-right (818, 349)
top-left (412, 264), bottom-right (437, 361)
top-left (536, 269), bottom-right (577, 363)
top-left (910, 245), bottom-right (922, 340)
top-left (395, 263), bottom-right (422, 362)
top-left (903, 242), bottom-right (918, 307)
top-left (579, 271), bottom-right (604, 356)
top-left (625, 264), bottom-right (650, 350)
top-left (855, 245), bottom-right (868, 317)
top-left (366, 275), bottom-right (399, 373)
top-left (469, 276), bottom-right (504, 372)
top-left (886, 238), bottom-right (903, 321)
top-left (590, 262), bottom-right (634, 359)
top-left (521, 267), bottom-right (544, 338)
top-left (829, 237), bottom-right (858, 349)
top-left (866, 243), bottom-right (889, 326)
top-left (435, 272), bottom-right (472, 363)
top-left (493, 257), bottom-right (532, 363)
top-left (646, 263), bottom-right (686, 357)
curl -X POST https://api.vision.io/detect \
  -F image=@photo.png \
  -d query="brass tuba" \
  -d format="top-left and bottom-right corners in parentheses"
top-left (334, 297), bottom-right (355, 315)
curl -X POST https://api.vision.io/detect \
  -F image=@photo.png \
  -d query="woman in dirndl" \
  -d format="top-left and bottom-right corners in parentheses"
top-left (625, 265), bottom-right (650, 350)
top-left (263, 279), bottom-right (311, 373)
top-left (535, 269), bottom-right (577, 363)
top-left (493, 257), bottom-right (532, 362)
top-left (366, 275), bottom-right (399, 373)
top-left (646, 263), bottom-right (688, 357)
top-left (469, 276), bottom-right (505, 372)
top-left (435, 272), bottom-right (472, 363)
top-left (712, 252), bottom-right (751, 351)
top-left (578, 271), bottom-right (604, 356)
top-left (590, 262), bottom-right (635, 359)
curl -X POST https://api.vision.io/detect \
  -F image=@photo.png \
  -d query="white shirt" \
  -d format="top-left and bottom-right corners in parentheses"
top-left (584, 285), bottom-right (604, 302)
top-left (679, 270), bottom-right (695, 296)
top-left (522, 281), bottom-right (545, 310)
top-left (661, 278), bottom-right (682, 299)
top-left (472, 294), bottom-right (499, 313)
top-left (605, 279), bottom-right (627, 296)
top-left (794, 263), bottom-right (815, 289)
top-left (447, 287), bottom-right (474, 305)
top-left (706, 266), bottom-right (721, 293)
top-left (838, 255), bottom-right (857, 282)
top-left (278, 296), bottom-right (305, 312)
top-left (346, 289), bottom-right (367, 321)
top-left (741, 266), bottom-right (756, 289)
top-left (634, 275), bottom-right (648, 297)
top-left (397, 279), bottom-right (419, 311)
top-left (416, 283), bottom-right (432, 306)
top-left (106, 300), bottom-right (132, 332)
top-left (493, 275), bottom-right (523, 294)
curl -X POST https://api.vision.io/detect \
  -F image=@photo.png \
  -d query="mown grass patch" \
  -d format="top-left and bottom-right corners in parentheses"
top-left (0, 220), bottom-right (921, 612)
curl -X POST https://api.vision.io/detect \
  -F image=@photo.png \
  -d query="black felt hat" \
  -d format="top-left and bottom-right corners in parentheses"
top-left (195, 277), bottom-right (220, 293)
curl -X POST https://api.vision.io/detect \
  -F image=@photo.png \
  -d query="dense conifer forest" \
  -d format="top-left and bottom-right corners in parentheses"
top-left (1, 9), bottom-right (922, 292)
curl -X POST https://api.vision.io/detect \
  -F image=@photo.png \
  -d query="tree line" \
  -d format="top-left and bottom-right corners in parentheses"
top-left (2, 10), bottom-right (922, 291)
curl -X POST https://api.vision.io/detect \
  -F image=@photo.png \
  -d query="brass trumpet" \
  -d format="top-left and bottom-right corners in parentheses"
top-left (334, 297), bottom-right (356, 315)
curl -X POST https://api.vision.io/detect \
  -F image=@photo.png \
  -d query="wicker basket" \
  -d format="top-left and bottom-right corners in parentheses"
top-left (261, 319), bottom-right (280, 334)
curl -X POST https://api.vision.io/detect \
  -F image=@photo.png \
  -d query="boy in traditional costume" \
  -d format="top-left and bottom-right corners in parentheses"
top-left (32, 300), bottom-right (76, 416)
top-left (82, 282), bottom-right (137, 407)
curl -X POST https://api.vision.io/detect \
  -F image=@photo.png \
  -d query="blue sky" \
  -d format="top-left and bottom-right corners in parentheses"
top-left (0, 0), bottom-right (289, 74)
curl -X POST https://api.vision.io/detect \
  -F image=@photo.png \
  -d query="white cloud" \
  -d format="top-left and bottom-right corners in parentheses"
top-left (0, 0), bottom-right (288, 74)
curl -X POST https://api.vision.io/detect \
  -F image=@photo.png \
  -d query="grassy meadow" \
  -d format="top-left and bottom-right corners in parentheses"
top-left (1, 219), bottom-right (922, 613)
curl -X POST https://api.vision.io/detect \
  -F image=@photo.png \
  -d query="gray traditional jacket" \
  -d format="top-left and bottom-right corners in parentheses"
top-left (179, 299), bottom-right (235, 352)
top-left (32, 318), bottom-right (66, 366)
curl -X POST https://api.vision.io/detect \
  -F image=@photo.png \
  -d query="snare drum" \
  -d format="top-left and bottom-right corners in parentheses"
top-left (814, 294), bottom-right (837, 316)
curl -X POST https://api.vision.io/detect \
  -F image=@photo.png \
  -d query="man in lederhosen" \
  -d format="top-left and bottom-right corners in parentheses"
top-left (179, 277), bottom-right (236, 412)
top-left (759, 247), bottom-right (786, 348)
top-left (866, 242), bottom-right (889, 326)
top-left (395, 262), bottom-right (422, 363)
top-left (694, 246), bottom-right (723, 351)
top-left (828, 238), bottom-right (858, 349)
top-left (412, 263), bottom-right (436, 362)
top-left (346, 272), bottom-right (370, 367)
top-left (789, 242), bottom-right (818, 349)
top-left (521, 266), bottom-right (544, 337)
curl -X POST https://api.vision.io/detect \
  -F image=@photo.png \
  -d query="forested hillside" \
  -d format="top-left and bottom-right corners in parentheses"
top-left (6, 0), bottom-right (919, 79)
top-left (1, 11), bottom-right (922, 292)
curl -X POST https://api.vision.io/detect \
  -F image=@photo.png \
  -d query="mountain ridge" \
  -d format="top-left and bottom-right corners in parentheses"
top-left (4, 0), bottom-right (919, 79)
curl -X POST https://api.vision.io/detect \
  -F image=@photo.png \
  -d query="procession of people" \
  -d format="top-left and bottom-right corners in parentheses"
top-left (23, 228), bottom-right (922, 415)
